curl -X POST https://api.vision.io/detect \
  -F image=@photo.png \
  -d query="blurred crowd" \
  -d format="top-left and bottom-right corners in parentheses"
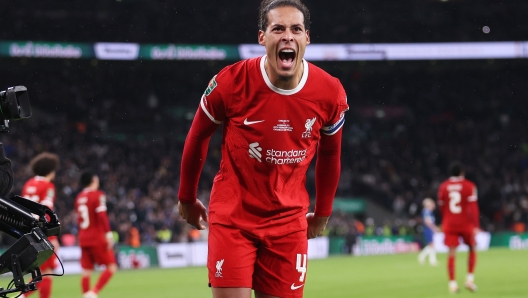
top-left (0, 57), bottom-right (525, 248)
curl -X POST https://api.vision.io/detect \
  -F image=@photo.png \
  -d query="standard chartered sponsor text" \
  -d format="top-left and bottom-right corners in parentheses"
top-left (10, 43), bottom-right (83, 58)
top-left (151, 46), bottom-right (227, 60)
top-left (265, 148), bottom-right (307, 164)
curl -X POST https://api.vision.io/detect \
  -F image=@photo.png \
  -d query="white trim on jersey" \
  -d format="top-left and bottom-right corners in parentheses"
top-left (321, 114), bottom-right (345, 135)
top-left (200, 94), bottom-right (222, 124)
top-left (468, 195), bottom-right (478, 202)
top-left (260, 55), bottom-right (309, 95)
top-left (95, 206), bottom-right (107, 213)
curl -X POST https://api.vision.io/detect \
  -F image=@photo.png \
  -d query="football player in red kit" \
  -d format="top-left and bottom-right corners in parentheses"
top-left (21, 152), bottom-right (60, 298)
top-left (437, 162), bottom-right (480, 293)
top-left (74, 171), bottom-right (117, 298)
top-left (177, 1), bottom-right (348, 297)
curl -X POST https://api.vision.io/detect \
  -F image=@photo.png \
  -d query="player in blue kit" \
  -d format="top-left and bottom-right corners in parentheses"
top-left (418, 198), bottom-right (439, 266)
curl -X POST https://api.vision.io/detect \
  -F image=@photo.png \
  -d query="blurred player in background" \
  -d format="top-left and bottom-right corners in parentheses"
top-left (437, 161), bottom-right (480, 293)
top-left (74, 171), bottom-right (117, 298)
top-left (417, 198), bottom-right (438, 266)
top-left (21, 152), bottom-right (60, 298)
top-left (177, 0), bottom-right (348, 297)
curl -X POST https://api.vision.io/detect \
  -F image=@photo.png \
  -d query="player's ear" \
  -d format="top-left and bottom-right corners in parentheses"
top-left (306, 30), bottom-right (310, 45)
top-left (258, 30), bottom-right (266, 46)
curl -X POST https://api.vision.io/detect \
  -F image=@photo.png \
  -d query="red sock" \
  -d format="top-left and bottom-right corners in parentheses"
top-left (93, 269), bottom-right (114, 293)
top-left (468, 251), bottom-right (477, 274)
top-left (81, 276), bottom-right (91, 293)
top-left (38, 277), bottom-right (52, 298)
top-left (448, 255), bottom-right (456, 281)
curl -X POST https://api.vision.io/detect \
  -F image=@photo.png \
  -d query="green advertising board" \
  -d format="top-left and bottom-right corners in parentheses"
top-left (116, 245), bottom-right (159, 269)
top-left (333, 197), bottom-right (366, 213)
top-left (0, 41), bottom-right (94, 59)
top-left (139, 44), bottom-right (240, 60)
top-left (489, 232), bottom-right (528, 249)
top-left (355, 236), bottom-right (418, 255)
top-left (329, 235), bottom-right (419, 256)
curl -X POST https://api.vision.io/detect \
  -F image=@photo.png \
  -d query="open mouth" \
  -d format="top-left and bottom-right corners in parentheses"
top-left (278, 49), bottom-right (296, 68)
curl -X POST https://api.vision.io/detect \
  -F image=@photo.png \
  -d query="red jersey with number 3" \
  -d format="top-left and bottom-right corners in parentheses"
top-left (437, 176), bottom-right (478, 233)
top-left (21, 176), bottom-right (55, 210)
top-left (198, 56), bottom-right (349, 230)
top-left (75, 189), bottom-right (109, 247)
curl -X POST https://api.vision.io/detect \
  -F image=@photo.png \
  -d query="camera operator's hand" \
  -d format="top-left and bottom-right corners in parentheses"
top-left (0, 142), bottom-right (13, 196)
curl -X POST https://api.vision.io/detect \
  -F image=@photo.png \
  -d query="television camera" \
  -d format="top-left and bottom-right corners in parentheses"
top-left (0, 86), bottom-right (31, 132)
top-left (0, 196), bottom-right (60, 297)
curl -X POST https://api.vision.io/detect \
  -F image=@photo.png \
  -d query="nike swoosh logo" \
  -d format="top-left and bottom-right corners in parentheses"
top-left (291, 283), bottom-right (304, 290)
top-left (244, 118), bottom-right (265, 125)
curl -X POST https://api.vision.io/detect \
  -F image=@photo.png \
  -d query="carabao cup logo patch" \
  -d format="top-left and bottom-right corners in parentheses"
top-left (204, 75), bottom-right (218, 96)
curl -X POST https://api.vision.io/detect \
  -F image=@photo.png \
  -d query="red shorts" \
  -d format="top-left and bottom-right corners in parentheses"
top-left (444, 230), bottom-right (476, 247)
top-left (80, 245), bottom-right (116, 270)
top-left (40, 236), bottom-right (59, 271)
top-left (208, 223), bottom-right (308, 298)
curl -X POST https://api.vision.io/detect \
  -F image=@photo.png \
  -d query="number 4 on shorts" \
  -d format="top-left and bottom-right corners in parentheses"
top-left (296, 254), bottom-right (307, 282)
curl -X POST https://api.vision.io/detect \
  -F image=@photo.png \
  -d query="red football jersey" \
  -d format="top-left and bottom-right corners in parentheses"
top-left (21, 176), bottom-right (55, 210)
top-left (74, 189), bottom-right (110, 247)
top-left (437, 176), bottom-right (479, 233)
top-left (199, 56), bottom-right (349, 229)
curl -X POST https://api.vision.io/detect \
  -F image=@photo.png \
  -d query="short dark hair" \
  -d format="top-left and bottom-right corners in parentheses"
top-left (79, 171), bottom-right (95, 188)
top-left (258, 0), bottom-right (311, 31)
top-left (449, 161), bottom-right (463, 177)
top-left (29, 152), bottom-right (59, 176)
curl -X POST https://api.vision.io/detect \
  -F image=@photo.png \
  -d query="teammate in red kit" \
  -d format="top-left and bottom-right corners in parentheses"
top-left (74, 171), bottom-right (117, 298)
top-left (437, 161), bottom-right (480, 293)
top-left (21, 152), bottom-right (60, 298)
top-left (177, 1), bottom-right (348, 297)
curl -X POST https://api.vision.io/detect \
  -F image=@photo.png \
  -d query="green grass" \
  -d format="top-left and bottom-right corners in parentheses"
top-left (4, 248), bottom-right (528, 297)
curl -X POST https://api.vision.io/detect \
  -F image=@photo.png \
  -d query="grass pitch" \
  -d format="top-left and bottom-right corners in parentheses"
top-left (5, 248), bottom-right (528, 297)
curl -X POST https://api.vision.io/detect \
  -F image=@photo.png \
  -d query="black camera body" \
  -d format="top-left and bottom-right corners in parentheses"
top-left (0, 86), bottom-right (31, 132)
top-left (0, 195), bottom-right (60, 296)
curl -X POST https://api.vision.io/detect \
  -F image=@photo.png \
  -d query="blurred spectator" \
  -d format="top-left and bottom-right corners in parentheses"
top-left (156, 225), bottom-right (172, 243)
top-left (126, 226), bottom-right (141, 248)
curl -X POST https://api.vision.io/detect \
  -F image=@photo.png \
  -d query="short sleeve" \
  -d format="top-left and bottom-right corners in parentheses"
top-left (321, 79), bottom-right (349, 136)
top-left (200, 74), bottom-right (226, 124)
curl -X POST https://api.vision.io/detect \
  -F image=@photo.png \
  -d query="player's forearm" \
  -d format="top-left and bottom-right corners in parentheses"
top-left (178, 108), bottom-right (218, 203)
top-left (314, 130), bottom-right (342, 217)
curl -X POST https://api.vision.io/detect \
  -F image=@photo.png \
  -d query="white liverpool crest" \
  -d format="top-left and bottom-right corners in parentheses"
top-left (215, 259), bottom-right (224, 277)
top-left (302, 117), bottom-right (316, 138)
